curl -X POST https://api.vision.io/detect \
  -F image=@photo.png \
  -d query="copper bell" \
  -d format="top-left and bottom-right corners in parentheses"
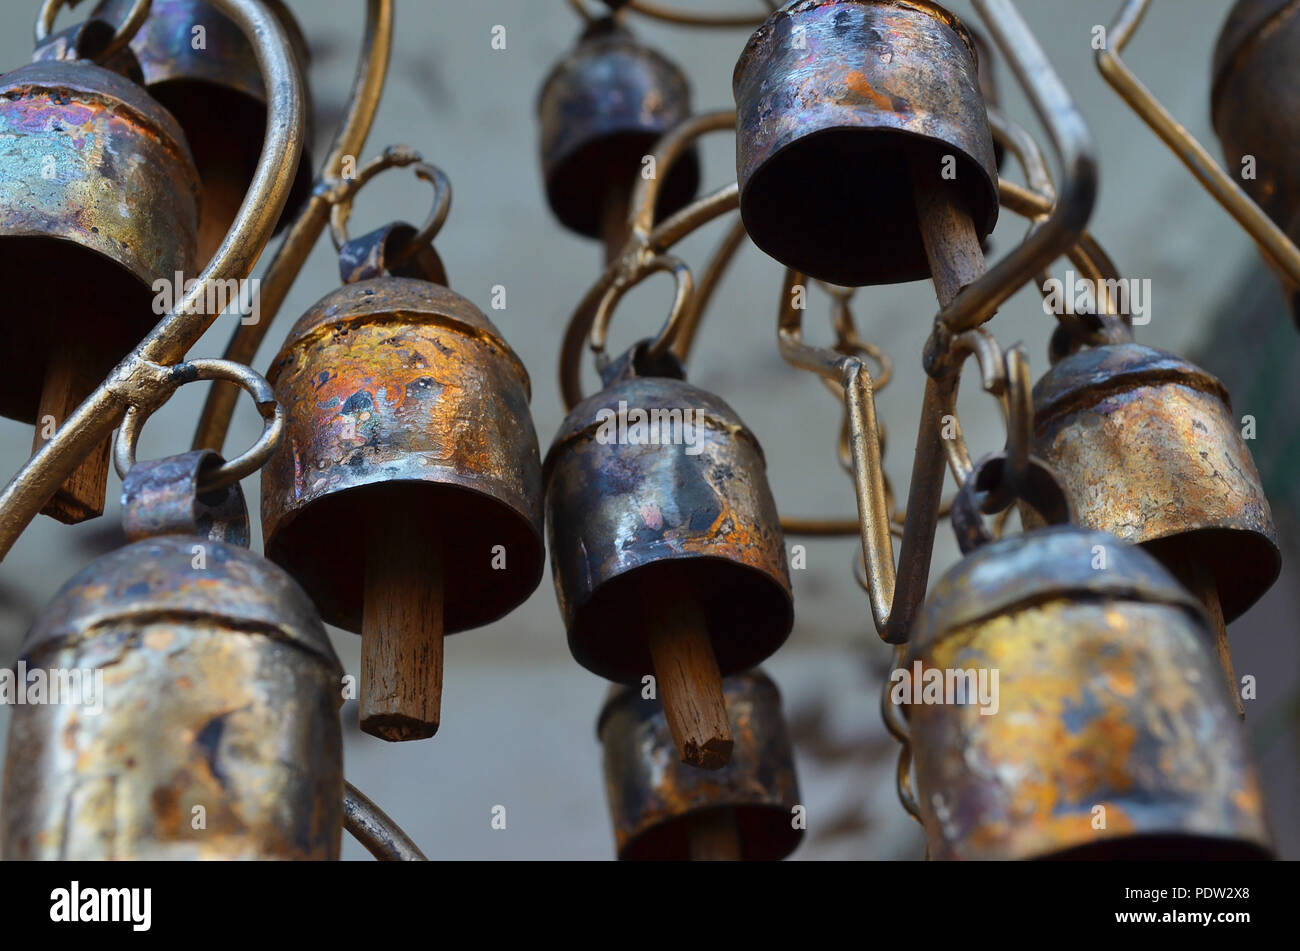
top-left (94, 0), bottom-right (315, 260)
top-left (907, 524), bottom-right (1272, 860)
top-left (1028, 343), bottom-right (1280, 623)
top-left (0, 27), bottom-right (200, 524)
top-left (599, 670), bottom-right (803, 861)
top-left (733, 0), bottom-right (998, 286)
top-left (1, 451), bottom-right (343, 860)
top-left (261, 223), bottom-right (545, 742)
top-left (546, 349), bottom-right (792, 768)
top-left (1211, 0), bottom-right (1300, 322)
top-left (538, 16), bottom-right (700, 241)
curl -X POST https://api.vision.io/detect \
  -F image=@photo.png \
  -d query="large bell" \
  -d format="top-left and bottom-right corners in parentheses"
top-left (94, 0), bottom-right (315, 260)
top-left (1028, 343), bottom-right (1280, 622)
top-left (906, 526), bottom-right (1272, 860)
top-left (538, 17), bottom-right (700, 241)
top-left (1, 452), bottom-right (343, 860)
top-left (0, 48), bottom-right (200, 523)
top-left (599, 670), bottom-right (803, 861)
top-left (733, 0), bottom-right (998, 286)
top-left (1211, 0), bottom-right (1300, 322)
top-left (261, 226), bottom-right (545, 741)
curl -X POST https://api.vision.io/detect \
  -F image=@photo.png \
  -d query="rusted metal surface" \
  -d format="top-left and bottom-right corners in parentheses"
top-left (907, 526), bottom-right (1272, 860)
top-left (120, 449), bottom-right (249, 545)
top-left (599, 670), bottom-right (802, 860)
top-left (1211, 0), bottom-right (1300, 321)
top-left (1029, 343), bottom-right (1280, 622)
top-left (1, 534), bottom-right (343, 860)
top-left (545, 372), bottom-right (792, 683)
top-left (94, 0), bottom-right (314, 255)
top-left (0, 59), bottom-right (200, 425)
top-left (733, 0), bottom-right (998, 286)
top-left (538, 17), bottom-right (699, 238)
top-left (261, 277), bottom-right (545, 634)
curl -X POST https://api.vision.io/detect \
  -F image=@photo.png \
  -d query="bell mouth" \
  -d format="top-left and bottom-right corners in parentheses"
top-left (618, 805), bottom-right (802, 862)
top-left (739, 128), bottom-right (998, 287)
top-left (1038, 833), bottom-right (1273, 861)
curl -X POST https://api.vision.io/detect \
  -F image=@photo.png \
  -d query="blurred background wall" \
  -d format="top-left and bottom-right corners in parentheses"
top-left (0, 0), bottom-right (1295, 859)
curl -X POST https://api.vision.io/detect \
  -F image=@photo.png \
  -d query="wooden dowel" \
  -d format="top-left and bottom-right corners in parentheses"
top-left (1169, 555), bottom-right (1244, 720)
top-left (360, 507), bottom-right (444, 741)
top-left (646, 593), bottom-right (733, 770)
top-left (912, 162), bottom-right (987, 306)
top-left (33, 331), bottom-right (111, 524)
top-left (600, 178), bottom-right (634, 266)
top-left (687, 809), bottom-right (742, 861)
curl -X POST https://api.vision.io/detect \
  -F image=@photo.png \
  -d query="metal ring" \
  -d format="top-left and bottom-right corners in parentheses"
top-left (35, 0), bottom-right (151, 61)
top-left (328, 147), bottom-right (452, 260)
top-left (115, 360), bottom-right (283, 492)
top-left (590, 255), bottom-right (693, 371)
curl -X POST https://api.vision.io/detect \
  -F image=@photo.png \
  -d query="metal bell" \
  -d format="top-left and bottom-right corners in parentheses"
top-left (538, 17), bottom-right (700, 241)
top-left (1211, 0), bottom-right (1300, 320)
top-left (599, 670), bottom-right (802, 861)
top-left (1, 451), bottom-right (343, 860)
top-left (0, 51), bottom-right (200, 523)
top-left (261, 226), bottom-right (545, 741)
top-left (733, 0), bottom-right (999, 286)
top-left (907, 525), bottom-right (1272, 860)
top-left (1029, 343), bottom-right (1280, 623)
top-left (546, 354), bottom-right (792, 768)
top-left (94, 0), bottom-right (315, 260)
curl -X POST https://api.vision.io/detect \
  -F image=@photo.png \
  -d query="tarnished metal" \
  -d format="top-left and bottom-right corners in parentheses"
top-left (907, 526), bottom-right (1272, 860)
top-left (545, 365), bottom-right (792, 683)
top-left (733, 0), bottom-right (999, 286)
top-left (120, 448), bottom-right (249, 545)
top-left (539, 17), bottom-right (700, 239)
top-left (261, 276), bottom-right (545, 634)
top-left (94, 0), bottom-right (314, 258)
top-left (1211, 0), bottom-right (1300, 321)
top-left (1, 449), bottom-right (343, 859)
top-left (1028, 343), bottom-right (1280, 622)
top-left (0, 57), bottom-right (199, 427)
top-left (599, 670), bottom-right (802, 860)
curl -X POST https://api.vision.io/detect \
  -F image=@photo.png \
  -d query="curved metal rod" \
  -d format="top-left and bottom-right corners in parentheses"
top-left (673, 214), bottom-right (748, 360)
top-left (344, 781), bottom-right (427, 861)
top-left (625, 0), bottom-right (776, 28)
top-left (193, 0), bottom-right (395, 452)
top-left (936, 0), bottom-right (1098, 334)
top-left (1096, 0), bottom-right (1300, 290)
top-left (0, 0), bottom-right (305, 560)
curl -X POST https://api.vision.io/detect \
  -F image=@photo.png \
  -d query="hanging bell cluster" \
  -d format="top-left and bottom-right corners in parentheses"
top-left (2, 451), bottom-right (343, 860)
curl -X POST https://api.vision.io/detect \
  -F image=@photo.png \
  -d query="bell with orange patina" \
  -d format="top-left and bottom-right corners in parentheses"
top-left (0, 22), bottom-right (200, 523)
top-left (733, 0), bottom-right (998, 286)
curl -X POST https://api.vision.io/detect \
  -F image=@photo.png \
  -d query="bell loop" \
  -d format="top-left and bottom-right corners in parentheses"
top-left (120, 448), bottom-right (250, 547)
top-left (949, 452), bottom-right (1075, 555)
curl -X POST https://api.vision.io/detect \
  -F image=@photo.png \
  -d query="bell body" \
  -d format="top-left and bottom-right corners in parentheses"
top-left (1029, 343), bottom-right (1279, 621)
top-left (545, 375), bottom-right (792, 684)
top-left (0, 59), bottom-right (199, 424)
top-left (1, 536), bottom-right (343, 860)
top-left (1211, 0), bottom-right (1300, 318)
top-left (261, 277), bottom-right (545, 634)
top-left (599, 670), bottom-right (802, 860)
top-left (733, 0), bottom-right (998, 286)
top-left (95, 0), bottom-right (315, 256)
top-left (907, 527), bottom-right (1271, 860)
top-left (538, 18), bottom-right (700, 238)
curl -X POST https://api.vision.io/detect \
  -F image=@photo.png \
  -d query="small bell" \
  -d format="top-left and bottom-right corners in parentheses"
top-left (1028, 342), bottom-right (1280, 714)
top-left (1211, 0), bottom-right (1300, 322)
top-left (538, 17), bottom-right (700, 246)
top-left (0, 23), bottom-right (200, 524)
top-left (733, 0), bottom-right (998, 286)
top-left (2, 450), bottom-right (343, 860)
top-left (907, 456), bottom-right (1272, 860)
top-left (599, 669), bottom-right (803, 861)
top-left (93, 0), bottom-right (316, 260)
top-left (546, 347), bottom-right (793, 770)
top-left (261, 210), bottom-right (545, 743)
